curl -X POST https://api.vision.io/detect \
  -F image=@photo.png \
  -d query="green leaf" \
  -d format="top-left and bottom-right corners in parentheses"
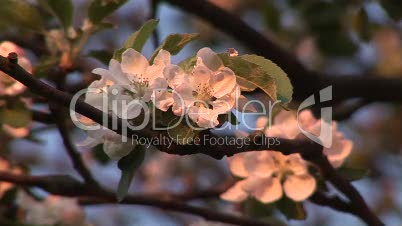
top-left (167, 121), bottom-right (196, 145)
top-left (236, 76), bottom-right (258, 92)
top-left (88, 0), bottom-right (128, 24)
top-left (276, 197), bottom-right (307, 220)
top-left (88, 50), bottom-right (113, 65)
top-left (149, 33), bottom-right (199, 63)
top-left (353, 7), bottom-right (371, 42)
top-left (219, 54), bottom-right (278, 102)
top-left (113, 19), bottom-right (159, 61)
top-left (244, 198), bottom-right (288, 225)
top-left (337, 167), bottom-right (369, 181)
top-left (242, 54), bottom-right (293, 105)
top-left (244, 198), bottom-right (275, 218)
top-left (0, 101), bottom-right (32, 128)
top-left (178, 55), bottom-right (197, 73)
top-left (39, 0), bottom-right (74, 30)
top-left (0, 0), bottom-right (45, 31)
top-left (117, 145), bottom-right (146, 202)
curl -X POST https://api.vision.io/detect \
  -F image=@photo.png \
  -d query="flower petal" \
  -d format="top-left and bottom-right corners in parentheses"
top-left (243, 152), bottom-right (277, 178)
top-left (244, 177), bottom-right (283, 203)
top-left (191, 59), bottom-right (212, 90)
top-left (220, 180), bottom-right (248, 202)
top-left (283, 174), bottom-right (316, 201)
top-left (112, 94), bottom-right (143, 119)
top-left (164, 65), bottom-right (187, 89)
top-left (325, 138), bottom-right (353, 168)
top-left (153, 49), bottom-right (171, 66)
top-left (227, 153), bottom-right (249, 178)
top-left (121, 48), bottom-right (148, 75)
top-left (210, 67), bottom-right (236, 98)
top-left (196, 47), bottom-right (223, 71)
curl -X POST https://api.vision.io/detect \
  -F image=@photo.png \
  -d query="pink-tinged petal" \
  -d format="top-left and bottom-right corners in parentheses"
top-left (227, 153), bottom-right (249, 178)
top-left (196, 47), bottom-right (223, 71)
top-left (244, 177), bottom-right (283, 203)
top-left (286, 154), bottom-right (309, 175)
top-left (164, 65), bottom-right (187, 89)
top-left (283, 174), bottom-right (316, 201)
top-left (4, 82), bottom-right (26, 96)
top-left (0, 41), bottom-right (25, 56)
top-left (256, 116), bottom-right (268, 130)
top-left (298, 110), bottom-right (318, 129)
top-left (210, 67), bottom-right (236, 98)
top-left (191, 59), bottom-right (212, 90)
top-left (243, 152), bottom-right (276, 178)
top-left (325, 139), bottom-right (353, 168)
top-left (153, 91), bottom-right (174, 112)
top-left (220, 180), bottom-right (248, 202)
top-left (121, 48), bottom-right (148, 75)
top-left (144, 77), bottom-right (169, 102)
top-left (153, 49), bottom-right (171, 66)
top-left (19, 57), bottom-right (32, 73)
top-left (188, 105), bottom-right (219, 128)
top-left (2, 125), bottom-right (29, 138)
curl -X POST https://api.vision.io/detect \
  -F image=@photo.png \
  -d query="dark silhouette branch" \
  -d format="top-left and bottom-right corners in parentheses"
top-left (31, 110), bottom-right (55, 124)
top-left (0, 171), bottom-right (271, 226)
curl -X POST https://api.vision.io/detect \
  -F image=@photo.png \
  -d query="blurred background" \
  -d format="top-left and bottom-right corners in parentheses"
top-left (0, 0), bottom-right (401, 225)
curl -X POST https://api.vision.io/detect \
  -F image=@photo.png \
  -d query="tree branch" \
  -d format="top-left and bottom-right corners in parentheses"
top-left (308, 155), bottom-right (384, 226)
top-left (164, 0), bottom-right (402, 103)
top-left (31, 110), bottom-right (55, 124)
top-left (50, 104), bottom-right (100, 188)
top-left (0, 171), bottom-right (271, 226)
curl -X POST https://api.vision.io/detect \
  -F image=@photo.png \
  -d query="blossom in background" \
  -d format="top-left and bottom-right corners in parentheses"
top-left (221, 110), bottom-right (353, 203)
top-left (0, 41), bottom-right (32, 96)
top-left (265, 110), bottom-right (353, 168)
top-left (17, 192), bottom-right (91, 226)
top-left (0, 41), bottom-right (33, 138)
top-left (0, 158), bottom-right (21, 197)
top-left (221, 151), bottom-right (316, 203)
top-left (164, 47), bottom-right (238, 128)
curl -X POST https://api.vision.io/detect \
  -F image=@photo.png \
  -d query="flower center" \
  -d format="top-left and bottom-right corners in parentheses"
top-left (130, 74), bottom-right (149, 96)
top-left (193, 82), bottom-right (215, 107)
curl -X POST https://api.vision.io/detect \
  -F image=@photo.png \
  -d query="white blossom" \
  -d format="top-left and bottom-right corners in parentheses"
top-left (164, 47), bottom-right (238, 128)
top-left (80, 48), bottom-right (172, 159)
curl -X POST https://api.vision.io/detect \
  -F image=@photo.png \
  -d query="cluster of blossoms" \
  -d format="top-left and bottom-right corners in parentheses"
top-left (80, 47), bottom-right (240, 159)
top-left (221, 110), bottom-right (353, 203)
top-left (0, 41), bottom-right (33, 138)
